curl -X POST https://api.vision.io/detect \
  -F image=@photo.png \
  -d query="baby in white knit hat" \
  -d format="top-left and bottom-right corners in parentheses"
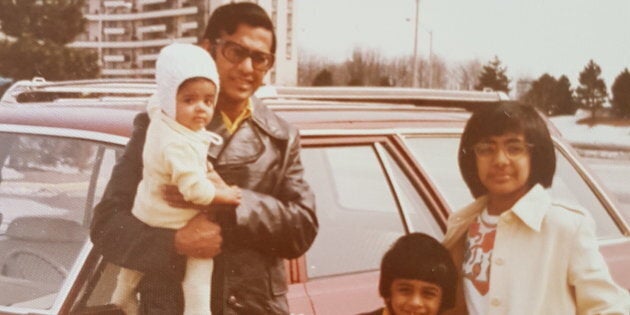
top-left (109, 43), bottom-right (241, 315)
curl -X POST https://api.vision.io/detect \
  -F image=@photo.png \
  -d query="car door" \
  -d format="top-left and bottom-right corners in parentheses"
top-left (287, 133), bottom-right (448, 315)
top-left (0, 126), bottom-right (124, 314)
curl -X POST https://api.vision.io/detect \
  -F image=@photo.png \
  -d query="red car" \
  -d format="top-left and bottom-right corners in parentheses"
top-left (0, 81), bottom-right (628, 315)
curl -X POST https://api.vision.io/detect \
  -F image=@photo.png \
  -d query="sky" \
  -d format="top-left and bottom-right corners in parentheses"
top-left (295, 0), bottom-right (630, 88)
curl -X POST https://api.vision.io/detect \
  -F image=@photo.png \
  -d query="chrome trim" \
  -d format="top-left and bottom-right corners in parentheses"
top-left (374, 143), bottom-right (411, 233)
top-left (50, 241), bottom-right (95, 313)
top-left (70, 36), bottom-right (197, 49)
top-left (299, 127), bottom-right (463, 137)
top-left (85, 7), bottom-right (198, 21)
top-left (262, 86), bottom-right (505, 105)
top-left (0, 124), bottom-right (129, 146)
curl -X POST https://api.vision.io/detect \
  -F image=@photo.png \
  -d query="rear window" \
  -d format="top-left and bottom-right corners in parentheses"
top-left (405, 135), bottom-right (623, 240)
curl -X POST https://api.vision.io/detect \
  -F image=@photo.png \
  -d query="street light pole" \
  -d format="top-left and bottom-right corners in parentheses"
top-left (427, 29), bottom-right (432, 88)
top-left (411, 0), bottom-right (420, 87)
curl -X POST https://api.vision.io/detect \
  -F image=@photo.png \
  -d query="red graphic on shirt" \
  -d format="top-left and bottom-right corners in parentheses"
top-left (462, 216), bottom-right (497, 296)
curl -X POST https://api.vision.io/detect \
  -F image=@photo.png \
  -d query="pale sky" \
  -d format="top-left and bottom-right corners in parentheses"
top-left (296, 0), bottom-right (630, 88)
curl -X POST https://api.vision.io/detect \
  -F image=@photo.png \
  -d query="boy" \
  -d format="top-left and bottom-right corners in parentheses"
top-left (109, 43), bottom-right (241, 315)
top-left (360, 233), bottom-right (457, 315)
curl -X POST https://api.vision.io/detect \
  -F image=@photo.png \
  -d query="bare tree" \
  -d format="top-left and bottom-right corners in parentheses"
top-left (298, 47), bottom-right (485, 90)
top-left (455, 59), bottom-right (483, 90)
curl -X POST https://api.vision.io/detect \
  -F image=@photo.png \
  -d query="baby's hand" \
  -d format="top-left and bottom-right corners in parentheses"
top-left (212, 185), bottom-right (241, 205)
top-left (206, 168), bottom-right (229, 189)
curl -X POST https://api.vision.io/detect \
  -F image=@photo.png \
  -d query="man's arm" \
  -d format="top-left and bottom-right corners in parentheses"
top-left (90, 113), bottom-right (189, 277)
top-left (230, 130), bottom-right (318, 259)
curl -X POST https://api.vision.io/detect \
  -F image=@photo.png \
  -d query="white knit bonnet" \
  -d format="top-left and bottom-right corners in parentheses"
top-left (151, 43), bottom-right (220, 118)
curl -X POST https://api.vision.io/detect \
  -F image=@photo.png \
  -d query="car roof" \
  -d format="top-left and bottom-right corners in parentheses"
top-left (0, 80), bottom-right (513, 138)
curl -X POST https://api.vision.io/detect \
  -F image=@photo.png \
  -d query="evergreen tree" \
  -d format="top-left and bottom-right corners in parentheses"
top-left (0, 0), bottom-right (99, 80)
top-left (523, 73), bottom-right (557, 115)
top-left (523, 74), bottom-right (577, 116)
top-left (611, 68), bottom-right (630, 118)
top-left (474, 56), bottom-right (510, 93)
top-left (575, 59), bottom-right (608, 120)
top-left (555, 75), bottom-right (578, 115)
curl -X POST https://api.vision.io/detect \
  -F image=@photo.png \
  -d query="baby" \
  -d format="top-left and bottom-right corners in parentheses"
top-left (109, 43), bottom-right (240, 315)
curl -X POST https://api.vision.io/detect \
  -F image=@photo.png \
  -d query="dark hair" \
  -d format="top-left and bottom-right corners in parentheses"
top-left (379, 233), bottom-right (457, 312)
top-left (202, 2), bottom-right (276, 54)
top-left (458, 101), bottom-right (556, 198)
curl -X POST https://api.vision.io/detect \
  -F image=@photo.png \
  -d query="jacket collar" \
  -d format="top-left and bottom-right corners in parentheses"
top-left (444, 184), bottom-right (551, 249)
top-left (510, 184), bottom-right (551, 232)
top-left (249, 96), bottom-right (290, 140)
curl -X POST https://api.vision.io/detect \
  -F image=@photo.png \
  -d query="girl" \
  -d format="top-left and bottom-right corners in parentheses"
top-left (442, 101), bottom-right (630, 315)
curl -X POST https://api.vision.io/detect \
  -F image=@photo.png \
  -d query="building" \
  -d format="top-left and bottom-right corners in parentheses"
top-left (70, 0), bottom-right (297, 86)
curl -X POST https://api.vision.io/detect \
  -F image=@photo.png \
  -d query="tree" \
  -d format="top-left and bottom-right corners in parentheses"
top-left (611, 68), bottom-right (630, 118)
top-left (523, 74), bottom-right (557, 115)
top-left (0, 0), bottom-right (99, 80)
top-left (523, 74), bottom-right (577, 116)
top-left (555, 75), bottom-right (578, 115)
top-left (575, 59), bottom-right (608, 121)
top-left (455, 59), bottom-right (483, 90)
top-left (312, 69), bottom-right (333, 86)
top-left (474, 56), bottom-right (510, 93)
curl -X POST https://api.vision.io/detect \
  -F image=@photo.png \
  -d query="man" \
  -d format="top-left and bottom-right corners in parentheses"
top-left (90, 3), bottom-right (318, 314)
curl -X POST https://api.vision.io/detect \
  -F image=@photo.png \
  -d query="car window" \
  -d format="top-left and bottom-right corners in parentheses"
top-left (378, 147), bottom-right (443, 239)
top-left (576, 148), bottom-right (630, 224)
top-left (300, 144), bottom-right (406, 278)
top-left (0, 132), bottom-right (120, 309)
top-left (405, 136), bottom-right (623, 239)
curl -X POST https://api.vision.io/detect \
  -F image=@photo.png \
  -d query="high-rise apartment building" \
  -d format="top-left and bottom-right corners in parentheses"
top-left (71, 0), bottom-right (297, 86)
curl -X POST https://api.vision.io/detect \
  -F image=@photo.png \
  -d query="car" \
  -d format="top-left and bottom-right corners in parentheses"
top-left (0, 82), bottom-right (628, 315)
top-left (570, 141), bottom-right (630, 224)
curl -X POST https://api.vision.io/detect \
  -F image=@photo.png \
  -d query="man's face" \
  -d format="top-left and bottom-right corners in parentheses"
top-left (206, 24), bottom-right (273, 106)
top-left (387, 279), bottom-right (443, 315)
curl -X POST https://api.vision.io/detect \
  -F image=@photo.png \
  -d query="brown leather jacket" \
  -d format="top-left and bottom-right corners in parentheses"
top-left (91, 98), bottom-right (318, 314)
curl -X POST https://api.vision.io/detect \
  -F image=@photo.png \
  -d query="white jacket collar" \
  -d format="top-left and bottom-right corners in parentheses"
top-left (510, 184), bottom-right (552, 232)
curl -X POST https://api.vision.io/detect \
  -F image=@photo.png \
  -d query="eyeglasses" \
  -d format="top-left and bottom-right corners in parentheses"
top-left (214, 39), bottom-right (275, 71)
top-left (471, 141), bottom-right (534, 159)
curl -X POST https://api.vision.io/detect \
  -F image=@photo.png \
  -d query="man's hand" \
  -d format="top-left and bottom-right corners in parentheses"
top-left (174, 213), bottom-right (222, 259)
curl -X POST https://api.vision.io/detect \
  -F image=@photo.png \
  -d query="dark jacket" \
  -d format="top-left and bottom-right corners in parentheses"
top-left (357, 308), bottom-right (384, 315)
top-left (91, 98), bottom-right (318, 314)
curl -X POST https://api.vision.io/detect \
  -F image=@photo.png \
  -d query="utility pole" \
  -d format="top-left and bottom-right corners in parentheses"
top-left (411, 0), bottom-right (420, 87)
top-left (427, 29), bottom-right (433, 88)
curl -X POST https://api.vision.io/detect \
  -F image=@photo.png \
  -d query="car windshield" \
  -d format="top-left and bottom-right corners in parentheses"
top-left (0, 131), bottom-right (120, 310)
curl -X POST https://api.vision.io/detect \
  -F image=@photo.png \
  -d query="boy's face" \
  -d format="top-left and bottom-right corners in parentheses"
top-left (175, 79), bottom-right (217, 131)
top-left (388, 279), bottom-right (442, 315)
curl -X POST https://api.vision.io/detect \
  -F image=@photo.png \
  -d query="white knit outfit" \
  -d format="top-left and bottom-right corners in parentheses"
top-left (111, 43), bottom-right (221, 315)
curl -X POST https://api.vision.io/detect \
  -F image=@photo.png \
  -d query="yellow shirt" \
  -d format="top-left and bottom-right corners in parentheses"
top-left (220, 99), bottom-right (252, 134)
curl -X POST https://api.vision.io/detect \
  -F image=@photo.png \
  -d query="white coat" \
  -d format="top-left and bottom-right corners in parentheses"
top-left (442, 184), bottom-right (630, 315)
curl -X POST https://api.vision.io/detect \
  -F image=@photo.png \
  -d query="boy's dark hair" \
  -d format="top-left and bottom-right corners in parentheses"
top-left (458, 101), bottom-right (556, 198)
top-left (202, 2), bottom-right (277, 54)
top-left (379, 233), bottom-right (457, 312)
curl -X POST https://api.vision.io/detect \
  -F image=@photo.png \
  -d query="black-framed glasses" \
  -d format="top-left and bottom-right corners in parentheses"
top-left (471, 141), bottom-right (534, 159)
top-left (214, 39), bottom-right (275, 71)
